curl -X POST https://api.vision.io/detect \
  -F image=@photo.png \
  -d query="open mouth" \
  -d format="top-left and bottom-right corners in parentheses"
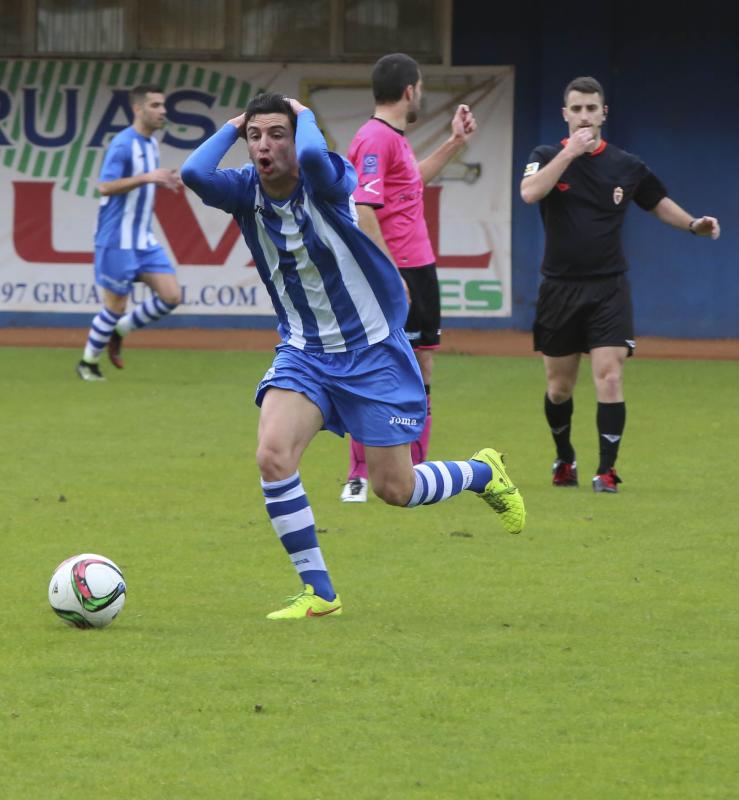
top-left (258, 157), bottom-right (273, 175)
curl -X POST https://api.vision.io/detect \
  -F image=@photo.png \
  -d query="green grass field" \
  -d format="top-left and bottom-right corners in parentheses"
top-left (1, 346), bottom-right (737, 799)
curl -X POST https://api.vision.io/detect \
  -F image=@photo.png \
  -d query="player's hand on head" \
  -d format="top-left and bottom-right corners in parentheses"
top-left (284, 97), bottom-right (308, 115)
top-left (691, 216), bottom-right (721, 240)
top-left (228, 112), bottom-right (247, 137)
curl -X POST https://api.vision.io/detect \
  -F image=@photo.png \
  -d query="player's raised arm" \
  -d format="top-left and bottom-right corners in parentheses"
top-left (285, 98), bottom-right (349, 196)
top-left (180, 116), bottom-right (245, 212)
top-left (418, 104), bottom-right (477, 185)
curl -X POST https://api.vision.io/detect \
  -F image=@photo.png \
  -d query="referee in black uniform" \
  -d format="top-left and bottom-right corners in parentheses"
top-left (521, 76), bottom-right (720, 493)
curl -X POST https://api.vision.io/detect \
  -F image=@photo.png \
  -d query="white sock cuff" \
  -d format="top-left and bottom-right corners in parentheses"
top-left (261, 472), bottom-right (300, 491)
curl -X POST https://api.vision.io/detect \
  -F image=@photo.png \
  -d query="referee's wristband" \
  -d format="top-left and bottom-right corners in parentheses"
top-left (688, 219), bottom-right (698, 235)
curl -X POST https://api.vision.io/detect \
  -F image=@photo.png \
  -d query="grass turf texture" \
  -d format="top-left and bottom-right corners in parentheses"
top-left (0, 346), bottom-right (737, 799)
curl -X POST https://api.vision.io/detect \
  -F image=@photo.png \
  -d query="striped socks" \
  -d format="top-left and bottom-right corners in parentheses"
top-left (262, 472), bottom-right (336, 601)
top-left (405, 459), bottom-right (492, 507)
top-left (116, 295), bottom-right (177, 335)
top-left (83, 307), bottom-right (123, 363)
top-left (82, 294), bottom-right (177, 363)
top-left (264, 463), bottom-right (493, 595)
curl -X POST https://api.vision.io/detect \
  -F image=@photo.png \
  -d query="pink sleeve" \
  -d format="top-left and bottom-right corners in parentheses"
top-left (348, 132), bottom-right (391, 208)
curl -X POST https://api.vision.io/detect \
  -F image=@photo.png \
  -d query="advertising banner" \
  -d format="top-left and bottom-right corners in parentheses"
top-left (0, 59), bottom-right (513, 324)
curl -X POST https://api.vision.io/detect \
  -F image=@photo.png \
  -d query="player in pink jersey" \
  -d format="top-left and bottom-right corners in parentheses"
top-left (340, 53), bottom-right (477, 502)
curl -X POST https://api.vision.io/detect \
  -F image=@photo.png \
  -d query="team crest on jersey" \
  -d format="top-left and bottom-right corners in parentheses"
top-left (523, 162), bottom-right (540, 177)
top-left (363, 154), bottom-right (379, 174)
top-left (613, 186), bottom-right (624, 205)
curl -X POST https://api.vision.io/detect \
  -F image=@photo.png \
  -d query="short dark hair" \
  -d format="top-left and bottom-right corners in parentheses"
top-left (372, 53), bottom-right (420, 104)
top-left (563, 76), bottom-right (605, 105)
top-left (245, 93), bottom-right (297, 135)
top-left (130, 84), bottom-right (164, 106)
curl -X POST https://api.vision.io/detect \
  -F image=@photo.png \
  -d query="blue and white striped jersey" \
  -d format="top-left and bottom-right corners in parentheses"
top-left (95, 126), bottom-right (160, 250)
top-left (181, 114), bottom-right (408, 354)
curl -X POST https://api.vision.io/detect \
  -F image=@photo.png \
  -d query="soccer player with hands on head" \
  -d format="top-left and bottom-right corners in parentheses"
top-left (182, 92), bottom-right (524, 620)
top-left (522, 76), bottom-right (720, 493)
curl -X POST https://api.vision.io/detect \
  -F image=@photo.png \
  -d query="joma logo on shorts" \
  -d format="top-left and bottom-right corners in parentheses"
top-left (389, 416), bottom-right (418, 425)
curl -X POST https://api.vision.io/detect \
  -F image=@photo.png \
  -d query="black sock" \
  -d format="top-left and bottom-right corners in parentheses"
top-left (544, 394), bottom-right (575, 462)
top-left (597, 401), bottom-right (626, 473)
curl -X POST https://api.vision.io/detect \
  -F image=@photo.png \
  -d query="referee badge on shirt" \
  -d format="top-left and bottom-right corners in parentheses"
top-left (613, 186), bottom-right (624, 205)
top-left (362, 154), bottom-right (379, 174)
top-left (523, 162), bottom-right (540, 177)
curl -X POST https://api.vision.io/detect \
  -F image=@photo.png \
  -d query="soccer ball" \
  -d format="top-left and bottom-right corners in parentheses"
top-left (48, 553), bottom-right (126, 629)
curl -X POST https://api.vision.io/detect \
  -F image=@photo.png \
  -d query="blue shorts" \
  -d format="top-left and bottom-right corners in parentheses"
top-left (255, 328), bottom-right (427, 446)
top-left (94, 245), bottom-right (174, 296)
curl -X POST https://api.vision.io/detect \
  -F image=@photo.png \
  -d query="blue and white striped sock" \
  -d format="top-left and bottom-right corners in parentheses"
top-left (117, 294), bottom-right (177, 335)
top-left (405, 459), bottom-right (493, 507)
top-left (262, 472), bottom-right (336, 601)
top-left (83, 307), bottom-right (123, 363)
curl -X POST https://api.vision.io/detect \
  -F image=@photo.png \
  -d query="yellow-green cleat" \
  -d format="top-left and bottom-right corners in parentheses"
top-left (266, 584), bottom-right (343, 620)
top-left (471, 448), bottom-right (526, 534)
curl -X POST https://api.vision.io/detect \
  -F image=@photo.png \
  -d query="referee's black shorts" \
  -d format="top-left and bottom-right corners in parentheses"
top-left (400, 264), bottom-right (441, 349)
top-left (533, 273), bottom-right (635, 357)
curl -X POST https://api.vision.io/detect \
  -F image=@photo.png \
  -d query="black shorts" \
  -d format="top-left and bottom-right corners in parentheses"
top-left (399, 264), bottom-right (441, 349)
top-left (533, 273), bottom-right (635, 357)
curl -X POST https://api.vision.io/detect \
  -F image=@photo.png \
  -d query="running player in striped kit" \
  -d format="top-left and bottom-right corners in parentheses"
top-left (182, 93), bottom-right (525, 620)
top-left (76, 85), bottom-right (182, 381)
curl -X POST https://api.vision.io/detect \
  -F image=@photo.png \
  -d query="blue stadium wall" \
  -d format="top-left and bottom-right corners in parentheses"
top-left (453, 0), bottom-right (739, 337)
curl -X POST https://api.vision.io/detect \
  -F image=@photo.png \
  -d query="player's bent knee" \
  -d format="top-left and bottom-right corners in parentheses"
top-left (373, 481), bottom-right (412, 507)
top-left (160, 287), bottom-right (182, 306)
top-left (105, 298), bottom-right (127, 315)
top-left (256, 444), bottom-right (295, 482)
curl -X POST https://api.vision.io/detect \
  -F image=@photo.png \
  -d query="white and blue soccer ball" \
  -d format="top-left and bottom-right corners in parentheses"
top-left (48, 553), bottom-right (126, 629)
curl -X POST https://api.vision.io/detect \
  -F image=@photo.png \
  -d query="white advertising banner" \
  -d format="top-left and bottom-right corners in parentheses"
top-left (0, 59), bottom-right (513, 323)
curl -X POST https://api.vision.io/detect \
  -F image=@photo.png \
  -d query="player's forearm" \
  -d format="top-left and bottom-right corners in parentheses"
top-left (418, 136), bottom-right (464, 184)
top-left (650, 197), bottom-right (694, 231)
top-left (520, 150), bottom-right (577, 203)
top-left (295, 109), bottom-right (340, 190)
top-left (356, 205), bottom-right (395, 265)
top-left (181, 123), bottom-right (238, 201)
top-left (98, 174), bottom-right (150, 196)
